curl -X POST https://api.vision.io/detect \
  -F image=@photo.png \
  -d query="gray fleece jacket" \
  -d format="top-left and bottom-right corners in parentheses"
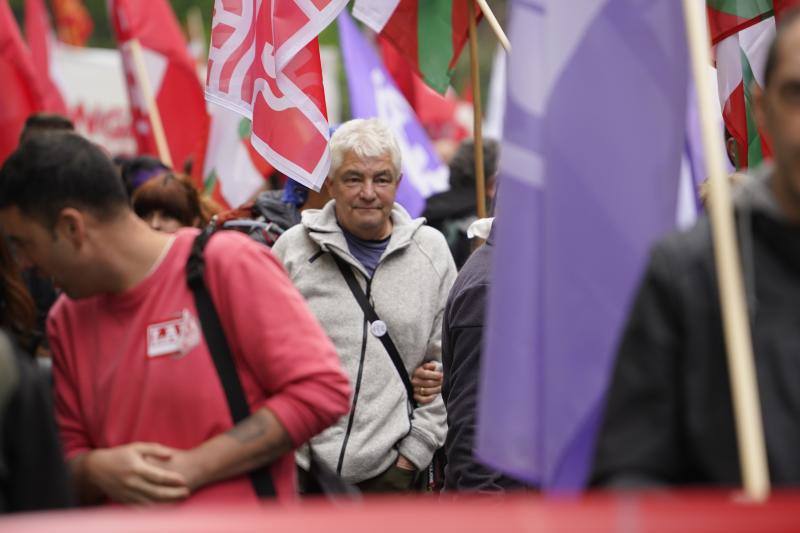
top-left (272, 200), bottom-right (456, 483)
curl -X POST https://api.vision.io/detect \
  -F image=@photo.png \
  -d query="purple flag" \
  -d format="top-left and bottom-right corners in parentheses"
top-left (337, 10), bottom-right (448, 217)
top-left (476, 0), bottom-right (688, 490)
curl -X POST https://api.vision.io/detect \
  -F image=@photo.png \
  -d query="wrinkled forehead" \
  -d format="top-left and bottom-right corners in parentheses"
top-left (335, 149), bottom-right (399, 177)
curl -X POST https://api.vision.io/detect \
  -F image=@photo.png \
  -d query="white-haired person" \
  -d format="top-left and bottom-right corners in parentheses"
top-left (273, 118), bottom-right (455, 493)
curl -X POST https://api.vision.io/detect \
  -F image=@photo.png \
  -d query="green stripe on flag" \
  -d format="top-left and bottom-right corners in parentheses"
top-left (418, 0), bottom-right (455, 93)
top-left (707, 0), bottom-right (773, 19)
top-left (741, 46), bottom-right (765, 166)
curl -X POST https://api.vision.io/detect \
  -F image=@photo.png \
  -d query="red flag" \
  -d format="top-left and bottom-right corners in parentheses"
top-left (109, 0), bottom-right (208, 169)
top-left (25, 0), bottom-right (67, 114)
top-left (52, 0), bottom-right (92, 46)
top-left (206, 0), bottom-right (346, 190)
top-left (0, 0), bottom-right (45, 163)
top-left (379, 36), bottom-right (469, 142)
top-left (353, 0), bottom-right (479, 94)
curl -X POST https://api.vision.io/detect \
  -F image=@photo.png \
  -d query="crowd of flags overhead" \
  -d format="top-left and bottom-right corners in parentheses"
top-left (0, 0), bottom-right (789, 492)
top-left (709, 1), bottom-right (800, 168)
top-left (1, 0), bottom-right (479, 207)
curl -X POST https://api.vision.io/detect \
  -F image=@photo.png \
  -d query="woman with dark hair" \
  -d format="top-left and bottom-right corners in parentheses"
top-left (0, 237), bottom-right (36, 351)
top-left (0, 234), bottom-right (73, 512)
top-left (132, 173), bottom-right (220, 232)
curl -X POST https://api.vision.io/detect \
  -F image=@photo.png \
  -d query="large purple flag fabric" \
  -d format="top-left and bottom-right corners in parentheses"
top-left (476, 0), bottom-right (688, 490)
top-left (337, 10), bottom-right (448, 217)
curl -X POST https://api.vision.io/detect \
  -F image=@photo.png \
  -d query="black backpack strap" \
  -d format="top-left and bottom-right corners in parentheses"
top-left (186, 228), bottom-right (276, 499)
top-left (329, 253), bottom-right (418, 409)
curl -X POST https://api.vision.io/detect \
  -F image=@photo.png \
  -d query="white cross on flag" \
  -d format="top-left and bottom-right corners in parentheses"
top-left (206, 0), bottom-right (345, 191)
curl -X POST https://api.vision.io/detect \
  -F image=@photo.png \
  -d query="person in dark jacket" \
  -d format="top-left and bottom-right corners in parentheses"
top-left (592, 13), bottom-right (800, 487)
top-left (422, 140), bottom-right (498, 269)
top-left (0, 330), bottom-right (73, 512)
top-left (442, 227), bottom-right (527, 492)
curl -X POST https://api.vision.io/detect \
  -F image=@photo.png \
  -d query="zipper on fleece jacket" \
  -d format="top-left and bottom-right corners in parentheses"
top-left (336, 275), bottom-right (372, 476)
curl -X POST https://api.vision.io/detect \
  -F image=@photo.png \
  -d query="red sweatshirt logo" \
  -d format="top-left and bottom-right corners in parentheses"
top-left (146, 309), bottom-right (201, 358)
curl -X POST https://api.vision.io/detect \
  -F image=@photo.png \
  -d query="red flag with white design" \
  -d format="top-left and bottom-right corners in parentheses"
top-left (206, 0), bottom-right (346, 190)
top-left (0, 0), bottom-right (45, 163)
top-left (25, 0), bottom-right (68, 114)
top-left (109, 0), bottom-right (208, 169)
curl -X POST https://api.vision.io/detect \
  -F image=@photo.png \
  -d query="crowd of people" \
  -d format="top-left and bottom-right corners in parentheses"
top-left (1, 11), bottom-right (800, 516)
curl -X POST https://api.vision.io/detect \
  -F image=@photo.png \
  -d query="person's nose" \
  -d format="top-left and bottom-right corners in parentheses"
top-left (148, 213), bottom-right (163, 231)
top-left (359, 179), bottom-right (377, 202)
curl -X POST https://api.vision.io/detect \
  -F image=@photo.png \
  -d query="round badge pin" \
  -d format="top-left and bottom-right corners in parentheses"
top-left (370, 320), bottom-right (387, 338)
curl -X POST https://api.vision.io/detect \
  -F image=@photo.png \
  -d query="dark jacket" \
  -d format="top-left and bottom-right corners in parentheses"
top-left (442, 229), bottom-right (527, 491)
top-left (592, 169), bottom-right (800, 487)
top-left (0, 333), bottom-right (72, 512)
top-left (422, 187), bottom-right (476, 269)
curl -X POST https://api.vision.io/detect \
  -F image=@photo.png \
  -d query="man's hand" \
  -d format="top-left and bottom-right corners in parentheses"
top-left (412, 362), bottom-right (443, 405)
top-left (145, 448), bottom-right (205, 492)
top-left (396, 454), bottom-right (416, 471)
top-left (83, 442), bottom-right (190, 504)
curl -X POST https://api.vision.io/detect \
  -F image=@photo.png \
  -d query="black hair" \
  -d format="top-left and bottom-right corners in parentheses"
top-left (119, 155), bottom-right (170, 198)
top-left (448, 138), bottom-right (500, 190)
top-left (19, 113), bottom-right (75, 144)
top-left (0, 131), bottom-right (129, 229)
top-left (764, 8), bottom-right (800, 88)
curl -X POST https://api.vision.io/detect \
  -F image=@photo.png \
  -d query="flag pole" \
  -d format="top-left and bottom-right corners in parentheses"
top-left (468, 0), bottom-right (487, 220)
top-left (129, 38), bottom-right (174, 168)
top-left (187, 6), bottom-right (206, 70)
top-left (681, 0), bottom-right (769, 501)
top-left (475, 0), bottom-right (511, 52)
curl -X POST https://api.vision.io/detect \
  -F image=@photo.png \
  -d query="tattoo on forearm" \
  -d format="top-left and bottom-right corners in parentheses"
top-left (226, 414), bottom-right (269, 443)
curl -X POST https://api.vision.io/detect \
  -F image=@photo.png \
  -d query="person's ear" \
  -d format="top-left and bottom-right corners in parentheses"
top-left (55, 208), bottom-right (86, 249)
top-left (324, 175), bottom-right (335, 196)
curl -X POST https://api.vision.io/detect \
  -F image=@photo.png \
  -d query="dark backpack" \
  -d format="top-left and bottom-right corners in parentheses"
top-left (213, 190), bottom-right (302, 247)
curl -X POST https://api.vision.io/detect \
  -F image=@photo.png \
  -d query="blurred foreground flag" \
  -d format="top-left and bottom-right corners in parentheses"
top-left (206, 0), bottom-right (346, 191)
top-left (476, 0), bottom-right (688, 490)
top-left (109, 0), bottom-right (208, 168)
top-left (0, 0), bottom-right (45, 163)
top-left (338, 10), bottom-right (448, 217)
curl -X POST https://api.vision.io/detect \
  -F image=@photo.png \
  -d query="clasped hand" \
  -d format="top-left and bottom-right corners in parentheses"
top-left (86, 442), bottom-right (200, 504)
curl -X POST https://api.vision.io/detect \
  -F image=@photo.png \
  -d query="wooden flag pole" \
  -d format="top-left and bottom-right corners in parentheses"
top-left (187, 6), bottom-right (206, 71)
top-left (129, 38), bottom-right (174, 168)
top-left (468, 0), bottom-right (487, 220)
top-left (475, 0), bottom-right (511, 52)
top-left (681, 0), bottom-right (769, 501)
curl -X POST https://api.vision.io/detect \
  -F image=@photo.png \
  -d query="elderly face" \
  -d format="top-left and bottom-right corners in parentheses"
top-left (326, 149), bottom-right (401, 240)
top-left (756, 21), bottom-right (800, 216)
